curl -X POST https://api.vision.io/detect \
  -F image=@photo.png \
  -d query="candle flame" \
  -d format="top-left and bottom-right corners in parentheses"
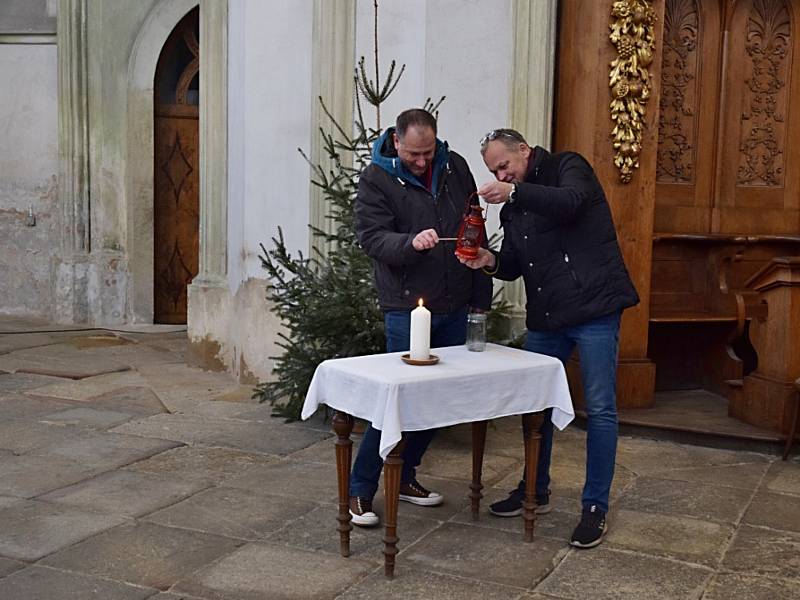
top-left (418, 298), bottom-right (424, 307)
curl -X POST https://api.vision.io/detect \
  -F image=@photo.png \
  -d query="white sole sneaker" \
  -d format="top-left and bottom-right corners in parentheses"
top-left (349, 509), bottom-right (379, 527)
top-left (398, 491), bottom-right (444, 506)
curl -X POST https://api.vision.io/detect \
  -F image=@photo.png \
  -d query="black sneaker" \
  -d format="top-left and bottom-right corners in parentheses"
top-left (570, 504), bottom-right (607, 548)
top-left (489, 487), bottom-right (551, 517)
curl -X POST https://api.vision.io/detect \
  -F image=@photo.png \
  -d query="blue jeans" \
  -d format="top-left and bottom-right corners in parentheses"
top-left (349, 307), bottom-right (469, 499)
top-left (519, 311), bottom-right (621, 513)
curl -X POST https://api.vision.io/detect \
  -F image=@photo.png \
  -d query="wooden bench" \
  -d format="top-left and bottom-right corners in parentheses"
top-left (649, 234), bottom-right (800, 397)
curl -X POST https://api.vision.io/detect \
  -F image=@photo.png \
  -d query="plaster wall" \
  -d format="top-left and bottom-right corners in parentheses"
top-left (353, 0), bottom-right (513, 238)
top-left (0, 43), bottom-right (58, 316)
top-left (230, 0), bottom-right (315, 285)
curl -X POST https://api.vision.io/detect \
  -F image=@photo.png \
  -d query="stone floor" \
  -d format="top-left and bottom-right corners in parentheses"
top-left (0, 316), bottom-right (799, 599)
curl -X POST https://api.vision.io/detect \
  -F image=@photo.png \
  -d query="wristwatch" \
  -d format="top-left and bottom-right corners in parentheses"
top-left (507, 183), bottom-right (517, 204)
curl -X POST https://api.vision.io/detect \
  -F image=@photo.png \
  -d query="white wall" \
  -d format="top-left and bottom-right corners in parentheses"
top-left (0, 44), bottom-right (58, 316)
top-left (228, 0), bottom-right (315, 288)
top-left (354, 0), bottom-right (513, 235)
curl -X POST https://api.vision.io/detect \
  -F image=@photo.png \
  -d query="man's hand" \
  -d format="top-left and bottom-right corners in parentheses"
top-left (478, 180), bottom-right (514, 204)
top-left (412, 228), bottom-right (440, 251)
top-left (457, 247), bottom-right (496, 270)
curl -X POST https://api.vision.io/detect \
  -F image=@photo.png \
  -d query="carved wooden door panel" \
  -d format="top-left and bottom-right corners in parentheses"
top-left (153, 8), bottom-right (199, 324)
top-left (655, 0), bottom-right (800, 235)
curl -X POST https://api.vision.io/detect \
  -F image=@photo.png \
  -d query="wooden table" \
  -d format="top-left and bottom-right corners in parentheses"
top-left (301, 344), bottom-right (574, 578)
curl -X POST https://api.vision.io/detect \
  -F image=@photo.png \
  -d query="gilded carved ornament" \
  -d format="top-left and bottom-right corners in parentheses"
top-left (609, 0), bottom-right (657, 183)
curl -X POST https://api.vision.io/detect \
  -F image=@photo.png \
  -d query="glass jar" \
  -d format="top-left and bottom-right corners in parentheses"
top-left (466, 313), bottom-right (487, 352)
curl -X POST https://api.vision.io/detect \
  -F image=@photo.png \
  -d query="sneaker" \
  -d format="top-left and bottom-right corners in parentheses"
top-left (489, 487), bottom-right (552, 517)
top-left (398, 480), bottom-right (444, 506)
top-left (349, 496), bottom-right (379, 527)
top-left (570, 504), bottom-right (607, 548)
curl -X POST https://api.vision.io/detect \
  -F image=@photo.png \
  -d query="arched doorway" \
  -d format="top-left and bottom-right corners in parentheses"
top-left (153, 6), bottom-right (199, 324)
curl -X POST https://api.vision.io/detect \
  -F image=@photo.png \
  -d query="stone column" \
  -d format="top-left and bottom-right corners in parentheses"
top-left (55, 0), bottom-right (90, 322)
top-left (309, 0), bottom-right (355, 255)
top-left (188, 0), bottom-right (230, 368)
top-left (501, 0), bottom-right (558, 331)
top-left (193, 0), bottom-right (228, 286)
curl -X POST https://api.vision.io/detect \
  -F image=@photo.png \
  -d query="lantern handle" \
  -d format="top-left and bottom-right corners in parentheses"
top-left (463, 191), bottom-right (486, 222)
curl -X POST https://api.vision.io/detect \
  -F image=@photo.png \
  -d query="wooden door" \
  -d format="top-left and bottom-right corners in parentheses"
top-left (655, 0), bottom-right (800, 235)
top-left (153, 7), bottom-right (199, 324)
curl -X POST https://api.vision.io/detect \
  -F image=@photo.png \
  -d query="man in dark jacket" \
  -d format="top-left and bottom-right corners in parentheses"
top-left (348, 109), bottom-right (493, 527)
top-left (459, 128), bottom-right (639, 548)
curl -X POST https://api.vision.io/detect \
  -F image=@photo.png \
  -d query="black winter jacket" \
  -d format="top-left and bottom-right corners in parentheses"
top-left (355, 129), bottom-right (493, 313)
top-left (492, 147), bottom-right (639, 330)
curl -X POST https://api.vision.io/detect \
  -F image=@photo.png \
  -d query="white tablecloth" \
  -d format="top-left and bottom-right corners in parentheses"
top-left (302, 343), bottom-right (574, 459)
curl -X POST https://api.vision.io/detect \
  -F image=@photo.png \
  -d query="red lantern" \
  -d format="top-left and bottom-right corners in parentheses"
top-left (454, 204), bottom-right (485, 260)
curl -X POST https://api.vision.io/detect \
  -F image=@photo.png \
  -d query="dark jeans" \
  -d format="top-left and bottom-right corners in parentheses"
top-left (349, 307), bottom-right (469, 499)
top-left (518, 311), bottom-right (621, 513)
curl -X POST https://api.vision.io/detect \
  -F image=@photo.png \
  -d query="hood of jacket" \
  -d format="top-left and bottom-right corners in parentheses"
top-left (370, 127), bottom-right (450, 193)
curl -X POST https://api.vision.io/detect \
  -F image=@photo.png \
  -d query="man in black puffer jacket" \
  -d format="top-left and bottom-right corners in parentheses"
top-left (459, 129), bottom-right (639, 549)
top-left (347, 109), bottom-right (493, 528)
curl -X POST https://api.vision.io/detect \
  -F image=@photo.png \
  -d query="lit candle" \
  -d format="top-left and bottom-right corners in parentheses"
top-left (409, 298), bottom-right (431, 360)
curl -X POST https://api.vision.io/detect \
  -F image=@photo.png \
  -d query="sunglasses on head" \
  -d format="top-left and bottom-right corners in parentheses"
top-left (479, 129), bottom-right (525, 147)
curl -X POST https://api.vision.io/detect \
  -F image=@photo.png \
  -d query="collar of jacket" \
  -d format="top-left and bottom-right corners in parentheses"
top-left (524, 145), bottom-right (549, 183)
top-left (371, 127), bottom-right (450, 193)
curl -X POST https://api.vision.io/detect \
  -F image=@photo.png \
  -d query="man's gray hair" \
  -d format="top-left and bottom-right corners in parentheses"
top-left (479, 128), bottom-right (528, 154)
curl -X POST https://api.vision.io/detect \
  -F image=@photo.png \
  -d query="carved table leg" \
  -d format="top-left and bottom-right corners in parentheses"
top-left (470, 420), bottom-right (488, 520)
top-left (382, 436), bottom-right (406, 579)
top-left (332, 411), bottom-right (354, 557)
top-left (521, 412), bottom-right (545, 542)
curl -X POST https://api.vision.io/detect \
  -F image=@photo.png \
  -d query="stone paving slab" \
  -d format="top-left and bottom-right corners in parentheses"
top-left (763, 460), bottom-right (800, 495)
top-left (402, 522), bottom-right (567, 588)
top-left (0, 343), bottom-right (132, 379)
top-left (124, 446), bottom-right (277, 485)
top-left (0, 566), bottom-right (156, 600)
top-left (0, 557), bottom-right (24, 578)
top-left (77, 343), bottom-right (185, 368)
top-left (111, 413), bottom-right (331, 455)
top-left (0, 499), bottom-right (128, 560)
top-left (0, 372), bottom-right (66, 393)
top-left (603, 508), bottom-right (734, 566)
top-left (0, 452), bottom-right (100, 498)
top-left (41, 522), bottom-right (242, 590)
top-left (0, 419), bottom-right (86, 454)
top-left (268, 503), bottom-right (442, 559)
top-left (741, 490), bottom-right (800, 533)
top-left (39, 406), bottom-right (133, 429)
top-left (616, 476), bottom-right (753, 523)
top-left (0, 495), bottom-right (23, 510)
top-left (39, 470), bottom-right (208, 518)
top-left (338, 566), bottom-right (529, 600)
top-left (450, 502), bottom-right (577, 544)
top-left (536, 547), bottom-right (712, 599)
top-left (415, 444), bottom-right (521, 486)
top-left (646, 460), bottom-right (771, 490)
top-left (614, 437), bottom-right (769, 475)
top-left (703, 573), bottom-right (800, 600)
top-left (150, 593), bottom-right (210, 600)
top-left (722, 524), bottom-right (800, 581)
top-left (25, 371), bottom-right (147, 402)
top-left (172, 542), bottom-right (376, 600)
top-left (86, 385), bottom-right (171, 416)
top-left (29, 430), bottom-right (180, 472)
top-left (222, 459), bottom-right (340, 502)
top-left (145, 486), bottom-right (317, 540)
top-left (0, 393), bottom-right (75, 419)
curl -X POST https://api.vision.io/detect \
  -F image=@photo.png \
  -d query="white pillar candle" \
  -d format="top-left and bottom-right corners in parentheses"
top-left (409, 298), bottom-right (431, 360)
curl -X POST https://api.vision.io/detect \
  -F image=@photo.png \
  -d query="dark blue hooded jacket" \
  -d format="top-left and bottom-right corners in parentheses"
top-left (354, 128), bottom-right (493, 313)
